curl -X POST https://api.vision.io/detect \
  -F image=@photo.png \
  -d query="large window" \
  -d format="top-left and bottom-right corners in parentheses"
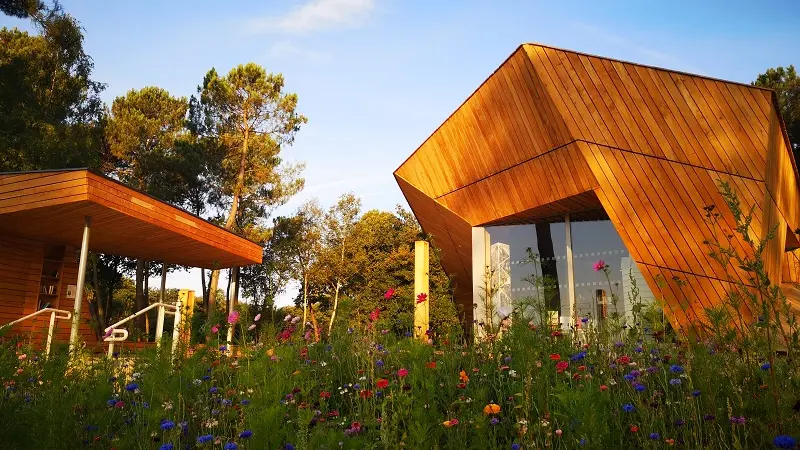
top-left (480, 217), bottom-right (654, 327)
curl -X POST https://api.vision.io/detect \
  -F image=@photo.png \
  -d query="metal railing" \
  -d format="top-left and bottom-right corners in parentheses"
top-left (0, 308), bottom-right (73, 358)
top-left (103, 300), bottom-right (182, 362)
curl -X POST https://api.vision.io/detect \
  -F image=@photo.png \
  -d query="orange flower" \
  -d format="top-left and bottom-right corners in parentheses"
top-left (549, 353), bottom-right (561, 361)
top-left (426, 361), bottom-right (437, 369)
top-left (459, 370), bottom-right (470, 383)
top-left (630, 425), bottom-right (639, 433)
top-left (600, 385), bottom-right (609, 391)
top-left (483, 403), bottom-right (501, 415)
top-left (442, 418), bottom-right (459, 427)
top-left (578, 365), bottom-right (586, 372)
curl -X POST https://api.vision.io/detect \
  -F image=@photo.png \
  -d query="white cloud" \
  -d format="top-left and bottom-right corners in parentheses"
top-left (249, 0), bottom-right (376, 34)
top-left (268, 42), bottom-right (332, 63)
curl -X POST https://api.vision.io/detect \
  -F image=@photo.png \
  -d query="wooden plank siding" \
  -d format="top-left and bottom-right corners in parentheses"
top-left (0, 169), bottom-right (263, 345)
top-left (395, 44), bottom-right (799, 334)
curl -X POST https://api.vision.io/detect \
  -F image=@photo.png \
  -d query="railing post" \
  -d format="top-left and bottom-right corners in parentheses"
top-left (107, 340), bottom-right (114, 359)
top-left (171, 299), bottom-right (182, 364)
top-left (155, 305), bottom-right (165, 349)
top-left (45, 311), bottom-right (56, 359)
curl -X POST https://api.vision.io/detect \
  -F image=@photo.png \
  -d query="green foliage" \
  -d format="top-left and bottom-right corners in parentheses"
top-left (0, 1), bottom-right (108, 171)
top-left (753, 65), bottom-right (799, 153)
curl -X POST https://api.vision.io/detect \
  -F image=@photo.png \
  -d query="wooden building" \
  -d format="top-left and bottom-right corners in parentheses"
top-left (0, 169), bottom-right (262, 345)
top-left (395, 44), bottom-right (800, 335)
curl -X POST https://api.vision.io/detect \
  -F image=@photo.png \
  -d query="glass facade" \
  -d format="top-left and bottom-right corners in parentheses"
top-left (480, 217), bottom-right (654, 327)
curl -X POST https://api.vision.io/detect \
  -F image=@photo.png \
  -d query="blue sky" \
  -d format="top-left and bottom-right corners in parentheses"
top-left (3, 0), bottom-right (799, 302)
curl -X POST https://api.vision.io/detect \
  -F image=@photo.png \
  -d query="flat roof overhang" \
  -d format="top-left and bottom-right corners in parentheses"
top-left (0, 169), bottom-right (262, 268)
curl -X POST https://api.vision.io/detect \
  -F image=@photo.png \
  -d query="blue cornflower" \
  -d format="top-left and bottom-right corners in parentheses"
top-left (197, 434), bottom-right (213, 444)
top-left (85, 425), bottom-right (99, 432)
top-left (125, 383), bottom-right (138, 392)
top-left (241, 399), bottom-right (250, 405)
top-left (761, 362), bottom-right (771, 370)
top-left (211, 409), bottom-right (220, 416)
top-left (239, 430), bottom-right (253, 439)
top-left (159, 444), bottom-right (174, 450)
top-left (579, 438), bottom-right (587, 446)
top-left (404, 331), bottom-right (412, 337)
top-left (570, 351), bottom-right (587, 361)
top-left (669, 378), bottom-right (682, 386)
top-left (634, 346), bottom-right (643, 353)
top-left (692, 390), bottom-right (701, 397)
top-left (649, 433), bottom-right (660, 440)
top-left (581, 317), bottom-right (589, 324)
top-left (221, 399), bottom-right (232, 406)
top-left (142, 402), bottom-right (149, 408)
top-left (670, 365), bottom-right (684, 373)
top-left (285, 445), bottom-right (296, 450)
top-left (614, 341), bottom-right (624, 348)
top-left (773, 435), bottom-right (797, 449)
top-left (504, 356), bottom-right (512, 363)
top-left (219, 345), bottom-right (227, 352)
top-left (209, 387), bottom-right (218, 394)
top-left (634, 383), bottom-right (646, 392)
top-left (161, 420), bottom-right (175, 430)
top-left (353, 384), bottom-right (361, 390)
top-left (376, 360), bottom-right (384, 368)
top-left (202, 375), bottom-right (210, 381)
top-left (107, 399), bottom-right (117, 407)
top-left (622, 403), bottom-right (635, 412)
top-left (624, 374), bottom-right (635, 381)
top-left (675, 419), bottom-right (685, 427)
top-left (325, 345), bottom-right (333, 351)
top-left (512, 444), bottom-right (522, 450)
top-left (490, 417), bottom-right (500, 425)
top-left (224, 443), bottom-right (238, 450)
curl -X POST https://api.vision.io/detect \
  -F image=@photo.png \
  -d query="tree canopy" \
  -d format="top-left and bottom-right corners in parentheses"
top-left (754, 65), bottom-right (799, 154)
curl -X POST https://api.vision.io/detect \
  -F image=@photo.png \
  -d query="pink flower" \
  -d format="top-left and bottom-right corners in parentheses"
top-left (211, 324), bottom-right (220, 334)
top-left (384, 288), bottom-right (396, 299)
top-left (369, 308), bottom-right (380, 322)
top-left (254, 313), bottom-right (261, 322)
top-left (227, 311), bottom-right (240, 324)
top-left (593, 260), bottom-right (606, 272)
top-left (397, 368), bottom-right (409, 377)
top-left (18, 354), bottom-right (27, 361)
top-left (248, 324), bottom-right (256, 331)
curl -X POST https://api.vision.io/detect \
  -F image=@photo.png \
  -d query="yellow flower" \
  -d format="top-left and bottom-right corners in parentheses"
top-left (266, 348), bottom-right (275, 357)
top-left (292, 370), bottom-right (302, 376)
top-left (442, 420), bottom-right (453, 427)
top-left (483, 403), bottom-right (501, 415)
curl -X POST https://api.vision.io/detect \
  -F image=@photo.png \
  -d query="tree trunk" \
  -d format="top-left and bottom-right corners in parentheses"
top-left (302, 273), bottom-right (309, 328)
top-left (160, 263), bottom-right (168, 303)
top-left (201, 268), bottom-right (207, 310)
top-left (135, 259), bottom-right (146, 334)
top-left (309, 303), bottom-right (320, 342)
top-left (144, 261), bottom-right (150, 339)
top-left (208, 269), bottom-right (220, 311)
top-left (328, 280), bottom-right (341, 335)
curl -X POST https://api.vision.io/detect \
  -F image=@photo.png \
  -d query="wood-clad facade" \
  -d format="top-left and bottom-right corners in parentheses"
top-left (0, 169), bottom-right (262, 344)
top-left (395, 44), bottom-right (800, 334)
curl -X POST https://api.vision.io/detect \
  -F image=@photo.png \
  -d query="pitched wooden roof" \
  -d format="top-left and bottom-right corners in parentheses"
top-left (395, 43), bottom-right (799, 333)
top-left (0, 169), bottom-right (262, 268)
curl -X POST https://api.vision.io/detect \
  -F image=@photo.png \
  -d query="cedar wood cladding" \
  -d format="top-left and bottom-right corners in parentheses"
top-left (394, 44), bottom-right (800, 334)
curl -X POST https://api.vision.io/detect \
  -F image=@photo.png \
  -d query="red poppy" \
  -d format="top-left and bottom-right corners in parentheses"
top-left (369, 308), bottom-right (380, 322)
top-left (617, 355), bottom-right (631, 365)
top-left (426, 361), bottom-right (437, 369)
top-left (397, 368), bottom-right (409, 377)
top-left (376, 378), bottom-right (389, 389)
top-left (556, 361), bottom-right (569, 373)
top-left (359, 390), bottom-right (373, 399)
top-left (600, 385), bottom-right (609, 391)
top-left (457, 382), bottom-right (467, 389)
top-left (578, 365), bottom-right (586, 372)
top-left (328, 410), bottom-right (339, 417)
top-left (320, 391), bottom-right (331, 399)
top-left (416, 293), bottom-right (428, 304)
top-left (550, 353), bottom-right (561, 361)
top-left (630, 425), bottom-right (639, 433)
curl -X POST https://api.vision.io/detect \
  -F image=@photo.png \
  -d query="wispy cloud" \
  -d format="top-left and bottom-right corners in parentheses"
top-left (248, 0), bottom-right (376, 34)
top-left (569, 21), bottom-right (706, 75)
top-left (268, 41), bottom-right (332, 63)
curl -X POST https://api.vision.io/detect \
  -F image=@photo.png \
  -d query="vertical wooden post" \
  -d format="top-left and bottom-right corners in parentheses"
top-left (414, 241), bottom-right (430, 341)
top-left (178, 289), bottom-right (195, 344)
top-left (565, 214), bottom-right (575, 329)
top-left (69, 216), bottom-right (91, 353)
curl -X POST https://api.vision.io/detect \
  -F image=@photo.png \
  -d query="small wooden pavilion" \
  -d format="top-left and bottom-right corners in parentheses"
top-left (0, 169), bottom-right (262, 346)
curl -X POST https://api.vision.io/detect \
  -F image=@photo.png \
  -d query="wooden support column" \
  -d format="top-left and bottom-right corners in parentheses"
top-left (178, 289), bottom-right (195, 343)
top-left (414, 241), bottom-right (430, 341)
top-left (69, 216), bottom-right (91, 353)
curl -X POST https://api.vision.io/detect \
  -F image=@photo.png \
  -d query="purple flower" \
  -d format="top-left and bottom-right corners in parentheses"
top-left (512, 444), bottom-right (521, 450)
top-left (224, 443), bottom-right (238, 450)
top-left (239, 430), bottom-right (253, 439)
top-left (669, 365), bottom-right (684, 373)
top-left (159, 444), bottom-right (174, 450)
top-left (669, 378), bottom-right (682, 386)
top-left (773, 435), bottom-right (797, 449)
top-left (649, 433), bottom-right (660, 440)
top-left (490, 417), bottom-right (500, 425)
top-left (622, 403), bottom-right (634, 412)
top-left (209, 387), bottom-right (218, 394)
top-left (160, 420), bottom-right (175, 430)
top-left (125, 383), bottom-right (138, 392)
top-left (227, 311), bottom-right (239, 324)
top-left (761, 362), bottom-right (771, 370)
top-left (197, 434), bottom-right (213, 444)
top-left (692, 390), bottom-right (701, 397)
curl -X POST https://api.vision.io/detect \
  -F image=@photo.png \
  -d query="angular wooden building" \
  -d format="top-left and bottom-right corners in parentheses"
top-left (395, 44), bottom-right (800, 335)
top-left (0, 169), bottom-right (262, 346)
